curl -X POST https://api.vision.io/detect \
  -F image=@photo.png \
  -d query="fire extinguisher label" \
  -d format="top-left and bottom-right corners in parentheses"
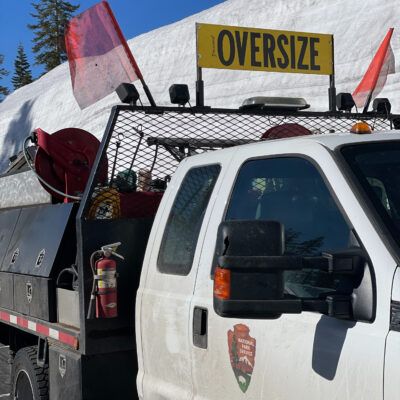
top-left (97, 268), bottom-right (117, 289)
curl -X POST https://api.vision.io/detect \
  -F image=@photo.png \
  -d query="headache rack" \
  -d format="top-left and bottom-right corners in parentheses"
top-left (80, 104), bottom-right (399, 220)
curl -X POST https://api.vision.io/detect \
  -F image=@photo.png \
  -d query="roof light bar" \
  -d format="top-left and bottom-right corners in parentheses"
top-left (240, 97), bottom-right (310, 111)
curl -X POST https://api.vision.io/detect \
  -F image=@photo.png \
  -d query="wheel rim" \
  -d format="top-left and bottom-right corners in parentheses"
top-left (14, 370), bottom-right (34, 400)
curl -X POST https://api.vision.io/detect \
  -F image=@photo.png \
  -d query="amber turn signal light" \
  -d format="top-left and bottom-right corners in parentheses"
top-left (214, 267), bottom-right (231, 300)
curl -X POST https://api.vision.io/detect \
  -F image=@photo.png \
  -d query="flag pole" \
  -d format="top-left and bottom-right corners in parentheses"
top-left (104, 1), bottom-right (156, 107)
top-left (140, 78), bottom-right (156, 107)
top-left (329, 74), bottom-right (336, 112)
top-left (328, 36), bottom-right (336, 112)
top-left (363, 92), bottom-right (372, 113)
top-left (196, 66), bottom-right (204, 107)
top-left (195, 23), bottom-right (205, 107)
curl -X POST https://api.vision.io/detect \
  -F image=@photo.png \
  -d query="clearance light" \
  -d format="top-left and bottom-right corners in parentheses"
top-left (214, 267), bottom-right (231, 300)
top-left (350, 122), bottom-right (372, 134)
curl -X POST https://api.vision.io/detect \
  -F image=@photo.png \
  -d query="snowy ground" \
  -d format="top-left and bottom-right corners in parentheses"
top-left (0, 0), bottom-right (399, 172)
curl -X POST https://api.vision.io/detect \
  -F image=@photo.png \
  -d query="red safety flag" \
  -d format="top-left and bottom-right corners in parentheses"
top-left (65, 1), bottom-right (143, 109)
top-left (352, 28), bottom-right (395, 110)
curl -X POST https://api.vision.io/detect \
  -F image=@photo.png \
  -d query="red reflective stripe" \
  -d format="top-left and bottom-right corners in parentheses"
top-left (0, 310), bottom-right (76, 347)
top-left (59, 332), bottom-right (75, 346)
top-left (17, 317), bottom-right (28, 328)
top-left (0, 312), bottom-right (10, 322)
top-left (36, 324), bottom-right (49, 336)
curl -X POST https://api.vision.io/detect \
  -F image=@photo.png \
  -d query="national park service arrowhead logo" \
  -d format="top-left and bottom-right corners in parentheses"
top-left (227, 324), bottom-right (256, 393)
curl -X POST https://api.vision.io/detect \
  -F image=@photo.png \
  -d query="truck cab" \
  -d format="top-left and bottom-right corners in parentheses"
top-left (137, 131), bottom-right (400, 399)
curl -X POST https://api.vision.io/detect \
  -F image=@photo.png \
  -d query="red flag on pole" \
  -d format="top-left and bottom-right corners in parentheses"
top-left (65, 1), bottom-right (143, 109)
top-left (352, 28), bottom-right (395, 111)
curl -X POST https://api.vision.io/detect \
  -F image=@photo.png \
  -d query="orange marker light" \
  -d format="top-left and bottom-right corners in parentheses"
top-left (350, 122), bottom-right (372, 134)
top-left (214, 267), bottom-right (231, 300)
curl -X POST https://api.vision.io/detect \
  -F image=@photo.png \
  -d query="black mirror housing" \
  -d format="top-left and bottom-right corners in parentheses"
top-left (214, 220), bottom-right (290, 319)
top-left (216, 219), bottom-right (285, 257)
top-left (213, 220), bottom-right (374, 322)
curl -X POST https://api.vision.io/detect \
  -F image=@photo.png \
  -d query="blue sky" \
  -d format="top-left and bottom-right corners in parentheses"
top-left (0, 0), bottom-right (225, 93)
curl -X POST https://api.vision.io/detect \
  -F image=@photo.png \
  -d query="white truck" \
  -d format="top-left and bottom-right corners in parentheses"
top-left (0, 93), bottom-right (399, 399)
top-left (136, 125), bottom-right (400, 399)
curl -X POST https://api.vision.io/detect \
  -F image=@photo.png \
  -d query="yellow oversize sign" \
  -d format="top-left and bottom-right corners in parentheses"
top-left (196, 23), bottom-right (333, 75)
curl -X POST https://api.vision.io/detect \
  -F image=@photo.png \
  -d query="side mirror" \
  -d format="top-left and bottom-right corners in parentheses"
top-left (213, 219), bottom-right (298, 319)
top-left (213, 220), bottom-right (374, 321)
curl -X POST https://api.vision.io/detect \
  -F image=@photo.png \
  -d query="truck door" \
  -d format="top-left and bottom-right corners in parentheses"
top-left (384, 267), bottom-right (400, 399)
top-left (190, 143), bottom-right (394, 399)
top-left (137, 152), bottom-right (234, 400)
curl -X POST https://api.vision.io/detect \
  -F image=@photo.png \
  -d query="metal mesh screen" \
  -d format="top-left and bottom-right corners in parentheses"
top-left (85, 106), bottom-right (395, 220)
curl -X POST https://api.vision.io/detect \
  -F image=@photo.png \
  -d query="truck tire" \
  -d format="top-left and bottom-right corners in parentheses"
top-left (12, 346), bottom-right (49, 400)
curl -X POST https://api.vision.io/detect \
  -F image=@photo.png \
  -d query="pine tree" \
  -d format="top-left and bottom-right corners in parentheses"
top-left (0, 55), bottom-right (9, 102)
top-left (28, 0), bottom-right (80, 72)
top-left (11, 43), bottom-right (33, 90)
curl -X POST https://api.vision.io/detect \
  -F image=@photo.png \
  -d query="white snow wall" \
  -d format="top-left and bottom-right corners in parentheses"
top-left (0, 0), bottom-right (399, 171)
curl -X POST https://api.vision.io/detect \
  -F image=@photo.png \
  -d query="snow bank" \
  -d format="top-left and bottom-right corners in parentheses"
top-left (0, 0), bottom-right (399, 171)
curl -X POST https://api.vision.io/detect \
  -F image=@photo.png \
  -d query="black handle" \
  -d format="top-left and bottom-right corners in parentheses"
top-left (193, 307), bottom-right (208, 349)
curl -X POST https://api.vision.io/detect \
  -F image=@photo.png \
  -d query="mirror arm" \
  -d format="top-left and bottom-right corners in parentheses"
top-left (218, 255), bottom-right (303, 270)
top-left (302, 295), bottom-right (352, 319)
top-left (219, 253), bottom-right (364, 276)
top-left (322, 247), bottom-right (367, 275)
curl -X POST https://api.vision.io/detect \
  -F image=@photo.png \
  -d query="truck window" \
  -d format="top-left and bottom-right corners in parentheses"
top-left (225, 157), bottom-right (353, 299)
top-left (158, 164), bottom-right (221, 275)
top-left (341, 142), bottom-right (400, 250)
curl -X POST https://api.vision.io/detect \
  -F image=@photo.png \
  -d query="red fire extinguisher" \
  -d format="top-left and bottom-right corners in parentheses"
top-left (87, 242), bottom-right (124, 319)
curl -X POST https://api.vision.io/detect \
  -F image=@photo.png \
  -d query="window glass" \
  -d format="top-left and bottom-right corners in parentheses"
top-left (341, 142), bottom-right (400, 249)
top-left (225, 157), bottom-right (353, 298)
top-left (158, 164), bottom-right (221, 275)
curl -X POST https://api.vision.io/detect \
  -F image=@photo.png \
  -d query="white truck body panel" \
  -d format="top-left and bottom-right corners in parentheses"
top-left (137, 150), bottom-right (237, 399)
top-left (384, 267), bottom-right (400, 400)
top-left (190, 139), bottom-right (395, 399)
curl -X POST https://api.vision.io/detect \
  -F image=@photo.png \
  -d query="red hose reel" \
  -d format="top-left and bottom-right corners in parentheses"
top-left (33, 128), bottom-right (107, 202)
